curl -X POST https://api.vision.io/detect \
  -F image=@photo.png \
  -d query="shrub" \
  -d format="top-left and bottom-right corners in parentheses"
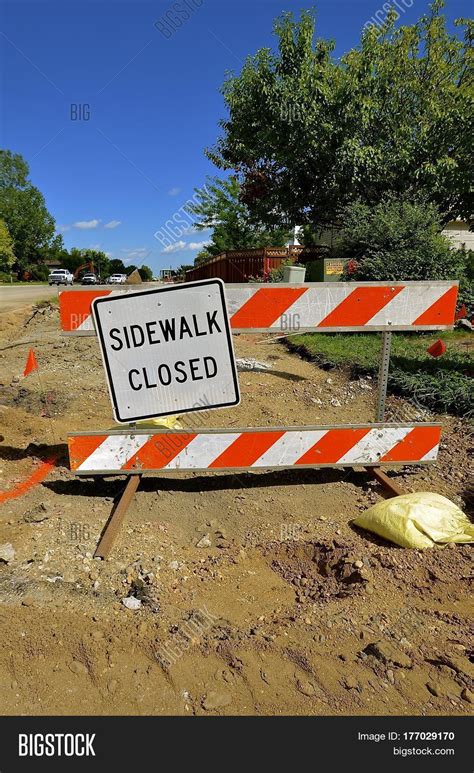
top-left (337, 198), bottom-right (466, 282)
top-left (24, 263), bottom-right (50, 281)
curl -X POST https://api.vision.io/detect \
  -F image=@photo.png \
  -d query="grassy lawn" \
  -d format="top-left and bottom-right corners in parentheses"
top-left (287, 330), bottom-right (473, 418)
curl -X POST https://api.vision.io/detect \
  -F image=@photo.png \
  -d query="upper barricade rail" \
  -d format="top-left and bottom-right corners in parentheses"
top-left (59, 281), bottom-right (458, 335)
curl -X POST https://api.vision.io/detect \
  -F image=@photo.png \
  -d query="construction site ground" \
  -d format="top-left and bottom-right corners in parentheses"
top-left (0, 301), bottom-right (472, 716)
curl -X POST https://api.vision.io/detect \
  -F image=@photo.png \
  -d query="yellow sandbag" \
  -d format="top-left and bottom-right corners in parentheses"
top-left (353, 492), bottom-right (474, 549)
top-left (135, 415), bottom-right (182, 430)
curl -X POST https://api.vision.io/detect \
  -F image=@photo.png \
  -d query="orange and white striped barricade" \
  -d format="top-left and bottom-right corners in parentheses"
top-left (58, 280), bottom-right (457, 556)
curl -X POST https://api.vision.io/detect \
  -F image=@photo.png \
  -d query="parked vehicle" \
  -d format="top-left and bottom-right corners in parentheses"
top-left (48, 269), bottom-right (74, 286)
top-left (81, 273), bottom-right (99, 285)
top-left (107, 274), bottom-right (127, 284)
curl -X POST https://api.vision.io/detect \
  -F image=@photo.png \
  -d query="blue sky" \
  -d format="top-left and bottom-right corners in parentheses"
top-left (1, 0), bottom-right (470, 273)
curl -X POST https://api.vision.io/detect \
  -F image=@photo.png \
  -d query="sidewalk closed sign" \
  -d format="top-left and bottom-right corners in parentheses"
top-left (92, 279), bottom-right (240, 423)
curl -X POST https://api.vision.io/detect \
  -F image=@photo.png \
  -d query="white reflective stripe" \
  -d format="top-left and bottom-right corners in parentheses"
top-left (366, 285), bottom-right (448, 326)
top-left (163, 433), bottom-right (241, 469)
top-left (420, 443), bottom-right (439, 462)
top-left (225, 287), bottom-right (258, 318)
top-left (252, 430), bottom-right (328, 467)
top-left (271, 286), bottom-right (351, 329)
top-left (337, 427), bottom-right (413, 464)
top-left (77, 434), bottom-right (150, 471)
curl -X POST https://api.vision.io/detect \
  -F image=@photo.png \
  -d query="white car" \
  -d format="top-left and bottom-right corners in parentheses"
top-left (107, 274), bottom-right (127, 284)
top-left (48, 269), bottom-right (74, 286)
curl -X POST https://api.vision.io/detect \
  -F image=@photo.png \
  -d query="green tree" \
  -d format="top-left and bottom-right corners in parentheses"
top-left (174, 263), bottom-right (193, 278)
top-left (0, 218), bottom-right (15, 271)
top-left (108, 258), bottom-right (128, 274)
top-left (138, 264), bottom-right (153, 281)
top-left (336, 197), bottom-right (466, 281)
top-left (187, 176), bottom-right (291, 262)
top-left (0, 150), bottom-right (56, 268)
top-left (208, 3), bottom-right (473, 227)
top-left (60, 247), bottom-right (109, 278)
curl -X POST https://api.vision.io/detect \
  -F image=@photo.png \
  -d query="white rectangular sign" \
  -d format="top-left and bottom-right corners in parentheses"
top-left (92, 279), bottom-right (240, 423)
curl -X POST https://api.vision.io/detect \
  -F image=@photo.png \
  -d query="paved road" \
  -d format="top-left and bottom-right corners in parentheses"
top-left (0, 285), bottom-right (58, 311)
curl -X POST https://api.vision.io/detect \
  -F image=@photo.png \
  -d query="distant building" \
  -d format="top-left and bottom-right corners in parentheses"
top-left (159, 268), bottom-right (173, 282)
top-left (442, 220), bottom-right (474, 251)
top-left (45, 259), bottom-right (62, 270)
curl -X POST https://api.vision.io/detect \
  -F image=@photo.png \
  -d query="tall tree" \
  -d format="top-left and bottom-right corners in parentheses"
top-left (138, 264), bottom-right (153, 281)
top-left (0, 150), bottom-right (56, 268)
top-left (108, 258), bottom-right (128, 274)
top-left (208, 2), bottom-right (473, 227)
top-left (0, 218), bottom-right (15, 271)
top-left (186, 176), bottom-right (291, 262)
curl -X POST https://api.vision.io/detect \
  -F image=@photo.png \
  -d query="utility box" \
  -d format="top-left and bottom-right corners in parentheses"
top-left (306, 258), bottom-right (348, 282)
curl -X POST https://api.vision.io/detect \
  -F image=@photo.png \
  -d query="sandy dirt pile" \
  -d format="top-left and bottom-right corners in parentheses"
top-left (0, 303), bottom-right (472, 715)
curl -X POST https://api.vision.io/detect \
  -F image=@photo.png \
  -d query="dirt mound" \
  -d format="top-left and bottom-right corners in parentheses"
top-left (265, 540), bottom-right (368, 601)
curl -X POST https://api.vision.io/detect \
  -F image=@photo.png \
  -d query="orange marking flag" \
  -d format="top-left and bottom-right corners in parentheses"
top-left (23, 348), bottom-right (38, 377)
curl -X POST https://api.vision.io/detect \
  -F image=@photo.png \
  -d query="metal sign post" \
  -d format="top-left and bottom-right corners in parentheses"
top-left (376, 331), bottom-right (392, 422)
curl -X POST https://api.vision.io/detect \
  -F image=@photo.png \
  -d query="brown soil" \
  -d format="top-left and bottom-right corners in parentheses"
top-left (0, 303), bottom-right (472, 716)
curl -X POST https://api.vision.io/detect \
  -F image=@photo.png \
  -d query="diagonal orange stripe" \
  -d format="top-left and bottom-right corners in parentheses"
top-left (295, 428), bottom-right (371, 465)
top-left (318, 286), bottom-right (404, 327)
top-left (208, 431), bottom-right (285, 468)
top-left (123, 433), bottom-right (197, 470)
top-left (68, 435), bottom-right (108, 470)
top-left (412, 286), bottom-right (458, 326)
top-left (60, 290), bottom-right (110, 331)
top-left (0, 456), bottom-right (57, 503)
top-left (230, 287), bottom-right (307, 329)
top-left (380, 426), bottom-right (441, 462)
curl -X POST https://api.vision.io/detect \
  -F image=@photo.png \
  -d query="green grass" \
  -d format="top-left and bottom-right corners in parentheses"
top-left (287, 330), bottom-right (473, 417)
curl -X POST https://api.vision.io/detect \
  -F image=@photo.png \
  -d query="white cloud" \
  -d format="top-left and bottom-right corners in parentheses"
top-left (73, 219), bottom-right (101, 229)
top-left (160, 239), bottom-right (210, 254)
top-left (162, 241), bottom-right (186, 254)
top-left (104, 220), bottom-right (122, 229)
top-left (168, 187), bottom-right (181, 196)
top-left (58, 224), bottom-right (70, 232)
top-left (121, 247), bottom-right (150, 261)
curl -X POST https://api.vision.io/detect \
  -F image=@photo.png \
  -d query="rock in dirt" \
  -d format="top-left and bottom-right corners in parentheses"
top-left (296, 678), bottom-right (319, 697)
top-left (461, 687), bottom-right (473, 704)
top-left (0, 543), bottom-right (15, 563)
top-left (122, 597), bottom-right (142, 610)
top-left (343, 676), bottom-right (359, 690)
top-left (69, 661), bottom-right (88, 676)
top-left (202, 690), bottom-right (232, 711)
top-left (196, 534), bottom-right (212, 548)
top-left (23, 503), bottom-right (48, 523)
top-left (426, 681), bottom-right (443, 698)
top-left (236, 357), bottom-right (271, 372)
top-left (364, 641), bottom-right (412, 668)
